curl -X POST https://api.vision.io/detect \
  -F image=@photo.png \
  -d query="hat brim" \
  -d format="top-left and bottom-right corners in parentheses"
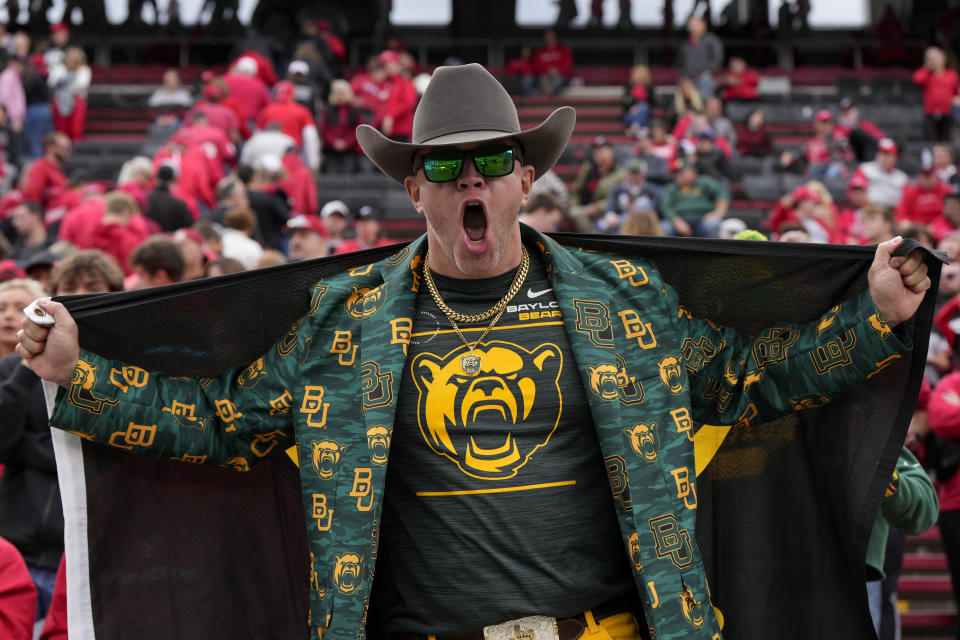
top-left (356, 106), bottom-right (576, 184)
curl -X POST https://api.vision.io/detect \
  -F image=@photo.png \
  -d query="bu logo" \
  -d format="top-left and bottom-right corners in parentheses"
top-left (301, 385), bottom-right (331, 428)
top-left (312, 493), bottom-right (334, 532)
top-left (68, 360), bottom-right (119, 415)
top-left (360, 361), bottom-right (393, 414)
top-left (810, 329), bottom-right (857, 374)
top-left (329, 330), bottom-right (358, 366)
top-left (609, 259), bottom-right (649, 287)
top-left (109, 365), bottom-right (149, 393)
top-left (350, 468), bottom-right (374, 511)
top-left (108, 422), bottom-right (157, 450)
top-left (618, 310), bottom-right (657, 349)
top-left (648, 514), bottom-right (694, 569)
top-left (572, 299), bottom-right (614, 348)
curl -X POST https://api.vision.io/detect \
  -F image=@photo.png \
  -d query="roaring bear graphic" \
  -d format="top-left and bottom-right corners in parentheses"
top-left (628, 531), bottom-right (643, 570)
top-left (658, 356), bottom-right (684, 394)
top-left (345, 284), bottom-right (387, 319)
top-left (411, 341), bottom-right (563, 479)
top-left (333, 553), bottom-right (364, 594)
top-left (587, 364), bottom-right (620, 400)
top-left (625, 423), bottom-right (660, 462)
top-left (237, 357), bottom-right (267, 388)
top-left (366, 425), bottom-right (391, 465)
top-left (312, 440), bottom-right (344, 479)
top-left (678, 587), bottom-right (705, 628)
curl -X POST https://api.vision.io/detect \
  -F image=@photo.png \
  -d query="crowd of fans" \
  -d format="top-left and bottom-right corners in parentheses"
top-left (0, 8), bottom-right (960, 639)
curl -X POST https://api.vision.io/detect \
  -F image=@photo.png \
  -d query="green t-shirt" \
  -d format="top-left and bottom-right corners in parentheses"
top-left (658, 175), bottom-right (729, 220)
top-left (372, 250), bottom-right (635, 635)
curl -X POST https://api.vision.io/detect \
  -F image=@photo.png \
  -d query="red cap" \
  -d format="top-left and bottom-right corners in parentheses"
top-left (202, 83), bottom-right (224, 101)
top-left (877, 138), bottom-right (898, 155)
top-left (0, 259), bottom-right (26, 281)
top-left (286, 214), bottom-right (327, 237)
top-left (379, 50), bottom-right (400, 63)
top-left (274, 80), bottom-right (295, 103)
top-left (315, 19), bottom-right (331, 31)
top-left (792, 185), bottom-right (822, 204)
top-left (848, 173), bottom-right (868, 191)
top-left (28, 53), bottom-right (46, 75)
top-left (50, 22), bottom-right (69, 34)
top-left (815, 110), bottom-right (833, 123)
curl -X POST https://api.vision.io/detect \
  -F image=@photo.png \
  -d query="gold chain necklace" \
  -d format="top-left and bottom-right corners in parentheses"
top-left (423, 246), bottom-right (530, 374)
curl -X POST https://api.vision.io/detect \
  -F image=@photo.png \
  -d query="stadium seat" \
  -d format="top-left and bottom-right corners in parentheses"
top-left (743, 174), bottom-right (783, 201)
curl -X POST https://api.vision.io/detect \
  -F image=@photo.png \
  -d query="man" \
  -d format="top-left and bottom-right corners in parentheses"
top-left (254, 81), bottom-right (320, 172)
top-left (912, 46), bottom-right (960, 142)
top-left (854, 138), bottom-right (909, 210)
top-left (377, 51), bottom-right (417, 141)
top-left (569, 137), bottom-right (626, 233)
top-left (128, 236), bottom-right (185, 288)
top-left (222, 56), bottom-right (271, 123)
top-left (335, 205), bottom-right (394, 254)
top-left (286, 213), bottom-right (327, 261)
top-left (6, 201), bottom-right (51, 263)
top-left (679, 16), bottom-right (723, 100)
top-left (145, 165), bottom-right (193, 233)
top-left (18, 64), bottom-right (930, 640)
top-left (20, 132), bottom-right (69, 209)
top-left (836, 98), bottom-right (885, 162)
top-left (803, 109), bottom-right (853, 179)
top-left (319, 198), bottom-right (349, 254)
top-left (895, 158), bottom-right (951, 227)
top-left (518, 191), bottom-right (565, 233)
top-left (605, 158), bottom-right (658, 230)
top-left (658, 158), bottom-right (729, 237)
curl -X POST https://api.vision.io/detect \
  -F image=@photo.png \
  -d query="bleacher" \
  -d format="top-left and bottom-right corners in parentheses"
top-left (902, 528), bottom-right (957, 639)
top-left (75, 63), bottom-right (934, 242)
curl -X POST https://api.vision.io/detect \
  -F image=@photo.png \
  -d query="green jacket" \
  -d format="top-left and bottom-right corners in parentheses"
top-left (865, 447), bottom-right (938, 580)
top-left (658, 176), bottom-right (729, 220)
top-left (50, 226), bottom-right (908, 640)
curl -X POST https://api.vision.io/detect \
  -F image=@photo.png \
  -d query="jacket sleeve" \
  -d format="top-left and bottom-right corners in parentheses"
top-left (0, 359), bottom-right (41, 461)
top-left (882, 447), bottom-right (938, 535)
top-left (49, 314), bottom-right (311, 469)
top-left (668, 284), bottom-right (911, 427)
top-left (912, 67), bottom-right (930, 87)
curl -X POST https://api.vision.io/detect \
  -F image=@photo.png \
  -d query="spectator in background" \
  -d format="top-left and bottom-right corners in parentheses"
top-left (858, 203), bottom-right (896, 245)
top-left (255, 81), bottom-right (320, 171)
top-left (622, 65), bottom-right (652, 134)
top-left (632, 130), bottom-right (672, 188)
top-left (47, 46), bottom-right (89, 140)
top-left (22, 53), bottom-right (52, 159)
top-left (351, 58), bottom-right (388, 118)
top-left (658, 158), bottom-right (729, 237)
top-left (321, 79), bottom-right (364, 174)
top-left (319, 199), bottom-right (349, 254)
top-left (518, 192), bottom-right (565, 233)
top-left (896, 158), bottom-right (951, 227)
top-left (224, 56), bottom-right (272, 124)
top-left (146, 165), bottom-right (193, 232)
top-left (504, 45), bottom-right (535, 95)
top-left (803, 109), bottom-right (853, 179)
top-left (286, 60), bottom-right (320, 113)
top-left (933, 190), bottom-right (960, 242)
top-left (0, 278), bottom-right (43, 359)
top-left (530, 29), bottom-right (573, 96)
top-left (189, 82), bottom-right (242, 143)
top-left (836, 172), bottom-right (870, 242)
top-left (335, 205), bottom-right (393, 254)
top-left (128, 235), bottom-right (185, 288)
top-left (286, 213), bottom-right (327, 261)
top-left (604, 157), bottom-right (658, 231)
top-left (241, 121), bottom-right (296, 169)
top-left (704, 96), bottom-right (736, 150)
top-left (912, 46), bottom-right (960, 142)
top-left (854, 138), bottom-right (908, 210)
top-left (737, 109), bottom-right (772, 157)
top-left (42, 23), bottom-right (70, 73)
top-left (20, 131), bottom-right (69, 209)
top-left (77, 192), bottom-right (149, 274)
top-left (835, 98), bottom-right (885, 162)
top-left (620, 209), bottom-right (663, 236)
top-left (693, 129), bottom-right (732, 182)
top-left (0, 536), bottom-right (35, 640)
top-left (378, 51), bottom-right (417, 141)
top-left (6, 202), bottom-right (49, 263)
top-left (238, 163), bottom-right (289, 252)
top-left (172, 228), bottom-right (208, 281)
top-left (933, 143), bottom-right (957, 185)
top-left (569, 138), bottom-right (626, 233)
top-left (719, 56), bottom-right (758, 102)
top-left (0, 51), bottom-right (25, 137)
top-left (205, 256), bottom-right (245, 277)
top-left (220, 206), bottom-right (263, 270)
top-left (147, 69), bottom-right (193, 117)
top-left (279, 149), bottom-right (318, 218)
top-left (679, 15), bottom-right (723, 100)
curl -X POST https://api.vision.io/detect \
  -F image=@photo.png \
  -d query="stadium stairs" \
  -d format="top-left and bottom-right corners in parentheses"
top-left (903, 527), bottom-right (955, 640)
top-left (77, 64), bottom-right (927, 242)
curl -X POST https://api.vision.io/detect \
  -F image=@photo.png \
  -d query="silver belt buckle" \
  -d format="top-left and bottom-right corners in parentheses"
top-left (482, 616), bottom-right (560, 640)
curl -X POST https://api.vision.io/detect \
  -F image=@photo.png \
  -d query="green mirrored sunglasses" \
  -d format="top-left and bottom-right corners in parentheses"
top-left (417, 145), bottom-right (519, 183)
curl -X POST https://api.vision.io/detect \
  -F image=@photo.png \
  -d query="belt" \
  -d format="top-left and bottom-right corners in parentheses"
top-left (386, 592), bottom-right (643, 640)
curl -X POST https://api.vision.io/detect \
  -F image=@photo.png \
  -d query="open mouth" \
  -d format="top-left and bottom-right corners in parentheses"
top-left (463, 202), bottom-right (487, 242)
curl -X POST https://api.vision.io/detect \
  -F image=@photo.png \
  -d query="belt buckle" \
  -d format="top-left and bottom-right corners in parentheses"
top-left (482, 616), bottom-right (559, 640)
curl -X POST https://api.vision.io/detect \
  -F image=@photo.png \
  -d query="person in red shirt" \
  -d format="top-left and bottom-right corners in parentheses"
top-left (0, 536), bottom-right (34, 640)
top-left (188, 83), bottom-right (242, 142)
top-left (335, 205), bottom-right (393, 254)
top-left (231, 49), bottom-right (277, 87)
top-left (20, 131), bottom-right (69, 208)
top-left (351, 58), bottom-right (388, 115)
top-left (73, 192), bottom-right (150, 274)
top-left (280, 150), bottom-right (318, 217)
top-left (255, 81), bottom-right (320, 171)
top-left (719, 57), bottom-right (758, 102)
top-left (803, 110), bottom-right (853, 179)
top-left (223, 56), bottom-right (272, 123)
top-left (170, 111), bottom-right (236, 167)
top-left (378, 51), bottom-right (417, 141)
top-left (912, 46), bottom-right (960, 142)
top-left (895, 161), bottom-right (952, 227)
top-left (532, 29), bottom-right (573, 96)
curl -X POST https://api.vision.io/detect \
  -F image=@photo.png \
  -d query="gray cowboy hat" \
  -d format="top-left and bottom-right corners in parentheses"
top-left (356, 63), bottom-right (576, 184)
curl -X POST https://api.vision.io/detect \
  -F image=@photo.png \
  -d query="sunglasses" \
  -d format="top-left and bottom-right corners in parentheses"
top-left (417, 145), bottom-right (519, 183)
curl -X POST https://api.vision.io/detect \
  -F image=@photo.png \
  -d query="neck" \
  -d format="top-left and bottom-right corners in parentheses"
top-left (25, 225), bottom-right (45, 244)
top-left (426, 229), bottom-right (523, 280)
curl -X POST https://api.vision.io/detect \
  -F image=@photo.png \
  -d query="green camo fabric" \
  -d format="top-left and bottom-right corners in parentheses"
top-left (50, 225), bottom-right (909, 640)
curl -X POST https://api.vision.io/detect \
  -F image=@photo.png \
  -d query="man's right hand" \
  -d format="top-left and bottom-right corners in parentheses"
top-left (16, 300), bottom-right (80, 389)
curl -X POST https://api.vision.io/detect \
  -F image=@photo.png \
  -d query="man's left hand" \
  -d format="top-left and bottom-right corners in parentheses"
top-left (868, 236), bottom-right (930, 327)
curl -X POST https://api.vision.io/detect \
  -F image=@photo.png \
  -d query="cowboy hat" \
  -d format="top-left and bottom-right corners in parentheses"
top-left (356, 63), bottom-right (576, 184)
